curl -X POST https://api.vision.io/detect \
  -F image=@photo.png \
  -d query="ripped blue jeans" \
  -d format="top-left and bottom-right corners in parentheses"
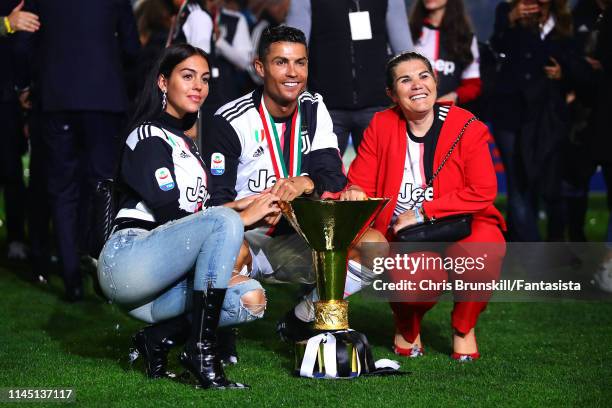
top-left (97, 207), bottom-right (265, 325)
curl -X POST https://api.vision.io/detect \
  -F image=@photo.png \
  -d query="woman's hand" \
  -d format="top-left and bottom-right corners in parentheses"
top-left (544, 57), bottom-right (562, 80)
top-left (339, 185), bottom-right (368, 201)
top-left (392, 209), bottom-right (420, 235)
top-left (229, 195), bottom-right (257, 211)
top-left (238, 193), bottom-right (281, 227)
top-left (508, 1), bottom-right (540, 24)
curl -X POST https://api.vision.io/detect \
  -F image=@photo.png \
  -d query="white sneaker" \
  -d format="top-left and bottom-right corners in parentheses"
top-left (7, 241), bottom-right (28, 260)
top-left (593, 259), bottom-right (612, 293)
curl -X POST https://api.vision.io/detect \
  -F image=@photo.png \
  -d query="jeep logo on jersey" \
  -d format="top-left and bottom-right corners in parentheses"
top-left (248, 169), bottom-right (276, 192)
top-left (154, 167), bottom-right (175, 191)
top-left (433, 59), bottom-right (456, 76)
top-left (398, 183), bottom-right (434, 203)
top-left (210, 153), bottom-right (225, 175)
top-left (300, 131), bottom-right (311, 154)
top-left (186, 177), bottom-right (209, 204)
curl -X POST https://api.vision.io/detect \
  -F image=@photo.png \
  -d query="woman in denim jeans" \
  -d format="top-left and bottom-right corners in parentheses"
top-left (97, 44), bottom-right (280, 389)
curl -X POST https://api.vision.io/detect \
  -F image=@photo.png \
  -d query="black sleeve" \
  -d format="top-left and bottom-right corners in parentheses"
top-left (597, 9), bottom-right (612, 72)
top-left (13, 0), bottom-right (39, 90)
top-left (201, 115), bottom-right (242, 206)
top-left (306, 148), bottom-right (347, 195)
top-left (122, 137), bottom-right (189, 223)
top-left (490, 2), bottom-right (513, 54)
top-left (115, 0), bottom-right (140, 60)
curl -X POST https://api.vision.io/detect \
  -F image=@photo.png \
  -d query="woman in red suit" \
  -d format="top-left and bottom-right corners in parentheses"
top-left (342, 52), bottom-right (506, 361)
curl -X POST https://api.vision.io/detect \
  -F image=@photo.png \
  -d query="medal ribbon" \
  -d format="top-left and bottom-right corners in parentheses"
top-left (258, 97), bottom-right (302, 179)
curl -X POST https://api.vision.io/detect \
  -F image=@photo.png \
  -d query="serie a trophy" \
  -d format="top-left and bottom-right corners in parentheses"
top-left (280, 198), bottom-right (402, 379)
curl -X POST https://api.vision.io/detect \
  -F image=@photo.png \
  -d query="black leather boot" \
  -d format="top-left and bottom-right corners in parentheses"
top-left (179, 288), bottom-right (248, 389)
top-left (130, 314), bottom-right (190, 379)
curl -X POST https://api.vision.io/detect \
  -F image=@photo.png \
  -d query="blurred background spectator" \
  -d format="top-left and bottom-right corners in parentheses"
top-left (410, 0), bottom-right (482, 105)
top-left (0, 0), bottom-right (39, 260)
top-left (489, 0), bottom-right (587, 242)
top-left (286, 0), bottom-right (414, 156)
top-left (560, 0), bottom-right (609, 242)
top-left (15, 0), bottom-right (139, 301)
top-left (248, 0), bottom-right (290, 86)
top-left (127, 0), bottom-right (175, 101)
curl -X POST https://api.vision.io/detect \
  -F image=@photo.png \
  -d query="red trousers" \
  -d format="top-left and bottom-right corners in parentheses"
top-left (389, 219), bottom-right (506, 342)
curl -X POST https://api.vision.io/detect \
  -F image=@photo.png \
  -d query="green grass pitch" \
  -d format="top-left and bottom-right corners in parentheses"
top-left (0, 195), bottom-right (611, 407)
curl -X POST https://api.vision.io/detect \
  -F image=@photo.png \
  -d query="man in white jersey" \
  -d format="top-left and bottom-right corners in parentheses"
top-left (203, 26), bottom-right (387, 344)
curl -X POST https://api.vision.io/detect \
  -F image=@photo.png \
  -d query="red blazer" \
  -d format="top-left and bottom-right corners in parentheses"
top-left (348, 104), bottom-right (507, 238)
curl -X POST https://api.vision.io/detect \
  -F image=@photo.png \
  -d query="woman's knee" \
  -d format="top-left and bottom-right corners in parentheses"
top-left (352, 227), bottom-right (390, 263)
top-left (228, 275), bottom-right (267, 319)
top-left (207, 206), bottom-right (244, 240)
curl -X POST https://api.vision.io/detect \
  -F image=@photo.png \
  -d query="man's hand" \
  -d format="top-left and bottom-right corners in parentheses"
top-left (270, 176), bottom-right (314, 201)
top-left (339, 185), bottom-right (368, 201)
top-left (7, 1), bottom-right (40, 33)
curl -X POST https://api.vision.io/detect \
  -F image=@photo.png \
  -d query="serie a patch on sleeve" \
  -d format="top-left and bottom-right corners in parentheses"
top-left (211, 152), bottom-right (225, 175)
top-left (155, 167), bottom-right (175, 191)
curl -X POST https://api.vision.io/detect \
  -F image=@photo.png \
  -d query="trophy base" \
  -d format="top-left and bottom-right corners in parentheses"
top-left (294, 329), bottom-right (403, 379)
top-left (294, 332), bottom-right (359, 379)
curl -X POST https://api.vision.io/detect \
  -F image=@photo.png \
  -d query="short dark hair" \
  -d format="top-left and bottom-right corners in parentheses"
top-left (257, 25), bottom-right (307, 61)
top-left (385, 51), bottom-right (434, 90)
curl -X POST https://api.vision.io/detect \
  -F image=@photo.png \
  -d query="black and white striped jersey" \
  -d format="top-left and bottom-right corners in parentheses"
top-left (414, 23), bottom-right (480, 97)
top-left (115, 113), bottom-right (210, 229)
top-left (202, 87), bottom-right (347, 206)
top-left (393, 104), bottom-right (448, 218)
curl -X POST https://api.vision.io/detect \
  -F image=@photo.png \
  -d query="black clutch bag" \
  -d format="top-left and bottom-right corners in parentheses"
top-left (395, 214), bottom-right (473, 242)
top-left (88, 179), bottom-right (115, 259)
top-left (395, 117), bottom-right (477, 243)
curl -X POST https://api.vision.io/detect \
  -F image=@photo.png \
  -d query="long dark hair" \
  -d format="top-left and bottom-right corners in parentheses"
top-left (410, 0), bottom-right (474, 67)
top-left (115, 43), bottom-right (209, 187)
top-left (123, 43), bottom-right (210, 138)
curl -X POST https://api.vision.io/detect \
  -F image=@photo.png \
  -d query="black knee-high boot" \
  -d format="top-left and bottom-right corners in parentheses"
top-left (130, 314), bottom-right (190, 379)
top-left (179, 288), bottom-right (248, 389)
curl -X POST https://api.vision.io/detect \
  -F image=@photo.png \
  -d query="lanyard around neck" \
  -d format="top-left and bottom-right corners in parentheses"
top-left (258, 97), bottom-right (302, 179)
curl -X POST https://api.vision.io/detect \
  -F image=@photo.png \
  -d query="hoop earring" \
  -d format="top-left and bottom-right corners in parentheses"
top-left (161, 90), bottom-right (167, 111)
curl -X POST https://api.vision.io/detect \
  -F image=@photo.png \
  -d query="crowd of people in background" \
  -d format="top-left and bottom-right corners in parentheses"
top-left (0, 0), bottom-right (611, 301)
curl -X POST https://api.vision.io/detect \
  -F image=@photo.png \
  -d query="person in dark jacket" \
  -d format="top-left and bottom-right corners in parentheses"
top-left (0, 0), bottom-right (40, 260)
top-left (15, 0), bottom-right (140, 301)
top-left (585, 4), bottom-right (612, 291)
top-left (490, 0), bottom-right (586, 242)
top-left (559, 0), bottom-right (609, 242)
top-left (286, 0), bottom-right (414, 155)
